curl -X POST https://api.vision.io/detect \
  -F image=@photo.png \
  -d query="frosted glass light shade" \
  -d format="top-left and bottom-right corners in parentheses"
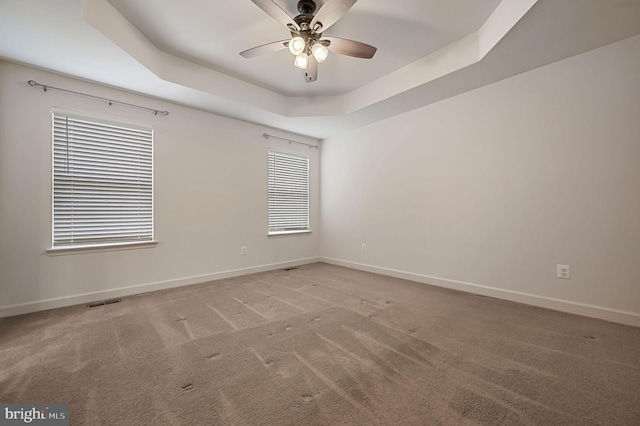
top-left (289, 37), bottom-right (306, 55)
top-left (311, 43), bottom-right (328, 63)
top-left (294, 52), bottom-right (308, 69)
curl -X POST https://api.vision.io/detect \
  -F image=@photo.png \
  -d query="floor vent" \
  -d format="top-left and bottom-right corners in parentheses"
top-left (88, 298), bottom-right (122, 308)
top-left (283, 267), bottom-right (298, 271)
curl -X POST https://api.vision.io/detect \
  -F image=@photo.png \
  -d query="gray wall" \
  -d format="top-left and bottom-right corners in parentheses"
top-left (0, 61), bottom-right (320, 315)
top-left (320, 35), bottom-right (640, 326)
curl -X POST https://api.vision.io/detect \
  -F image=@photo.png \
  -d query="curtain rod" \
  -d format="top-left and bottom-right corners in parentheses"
top-left (263, 133), bottom-right (318, 149)
top-left (28, 80), bottom-right (169, 116)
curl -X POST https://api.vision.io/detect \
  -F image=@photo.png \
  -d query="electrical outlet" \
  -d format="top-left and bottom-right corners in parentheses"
top-left (361, 243), bottom-right (367, 252)
top-left (557, 264), bottom-right (570, 279)
top-left (241, 246), bottom-right (247, 255)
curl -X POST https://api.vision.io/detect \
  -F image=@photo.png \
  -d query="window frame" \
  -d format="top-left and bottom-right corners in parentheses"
top-left (48, 109), bottom-right (155, 254)
top-left (267, 149), bottom-right (311, 236)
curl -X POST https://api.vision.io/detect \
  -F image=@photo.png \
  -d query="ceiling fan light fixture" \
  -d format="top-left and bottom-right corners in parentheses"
top-left (311, 42), bottom-right (328, 63)
top-left (242, 0), bottom-right (377, 83)
top-left (294, 52), bottom-right (308, 69)
top-left (288, 36), bottom-right (306, 55)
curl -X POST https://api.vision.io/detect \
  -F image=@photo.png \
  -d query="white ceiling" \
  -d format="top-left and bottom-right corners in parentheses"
top-left (106, 0), bottom-right (502, 96)
top-left (1, 0), bottom-right (640, 139)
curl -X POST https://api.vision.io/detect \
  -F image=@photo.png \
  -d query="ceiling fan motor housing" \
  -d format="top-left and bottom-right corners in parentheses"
top-left (297, 0), bottom-right (317, 15)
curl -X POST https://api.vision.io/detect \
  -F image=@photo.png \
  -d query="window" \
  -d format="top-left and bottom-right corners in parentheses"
top-left (268, 150), bottom-right (309, 235)
top-left (52, 111), bottom-right (153, 249)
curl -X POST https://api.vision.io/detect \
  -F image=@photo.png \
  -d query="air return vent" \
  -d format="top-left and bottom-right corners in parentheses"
top-left (88, 298), bottom-right (121, 308)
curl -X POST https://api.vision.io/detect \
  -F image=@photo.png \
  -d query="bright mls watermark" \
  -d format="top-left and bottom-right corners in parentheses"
top-left (1, 404), bottom-right (68, 425)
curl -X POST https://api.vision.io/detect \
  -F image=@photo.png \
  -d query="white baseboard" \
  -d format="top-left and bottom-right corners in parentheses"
top-left (0, 257), bottom-right (321, 318)
top-left (5, 256), bottom-right (639, 327)
top-left (321, 257), bottom-right (640, 328)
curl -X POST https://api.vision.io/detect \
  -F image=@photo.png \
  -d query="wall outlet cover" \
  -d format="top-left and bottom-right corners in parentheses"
top-left (557, 264), bottom-right (571, 279)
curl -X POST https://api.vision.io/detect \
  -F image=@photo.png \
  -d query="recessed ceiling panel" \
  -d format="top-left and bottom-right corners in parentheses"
top-left (107, 0), bottom-right (502, 96)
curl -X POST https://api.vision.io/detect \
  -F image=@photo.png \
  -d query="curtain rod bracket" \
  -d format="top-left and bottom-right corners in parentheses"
top-left (27, 80), bottom-right (169, 116)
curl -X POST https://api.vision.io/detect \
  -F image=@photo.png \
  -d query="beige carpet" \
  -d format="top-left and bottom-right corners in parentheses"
top-left (1, 263), bottom-right (639, 425)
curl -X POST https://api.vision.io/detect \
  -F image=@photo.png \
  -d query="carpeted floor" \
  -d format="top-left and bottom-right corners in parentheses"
top-left (1, 263), bottom-right (639, 425)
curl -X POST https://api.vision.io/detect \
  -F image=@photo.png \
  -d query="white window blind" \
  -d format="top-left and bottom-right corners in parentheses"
top-left (268, 150), bottom-right (309, 234)
top-left (52, 112), bottom-right (153, 248)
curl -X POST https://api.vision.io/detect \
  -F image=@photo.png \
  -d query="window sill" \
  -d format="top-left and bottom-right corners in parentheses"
top-left (47, 241), bottom-right (157, 256)
top-left (268, 230), bottom-right (311, 237)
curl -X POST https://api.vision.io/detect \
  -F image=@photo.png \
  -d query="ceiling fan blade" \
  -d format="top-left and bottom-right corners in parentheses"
top-left (240, 40), bottom-right (289, 58)
top-left (311, 0), bottom-right (358, 32)
top-left (250, 0), bottom-right (299, 31)
top-left (323, 36), bottom-right (377, 59)
top-left (304, 56), bottom-right (318, 82)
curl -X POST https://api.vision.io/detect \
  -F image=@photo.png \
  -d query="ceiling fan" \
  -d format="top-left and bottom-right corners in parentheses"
top-left (240, 0), bottom-right (377, 82)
